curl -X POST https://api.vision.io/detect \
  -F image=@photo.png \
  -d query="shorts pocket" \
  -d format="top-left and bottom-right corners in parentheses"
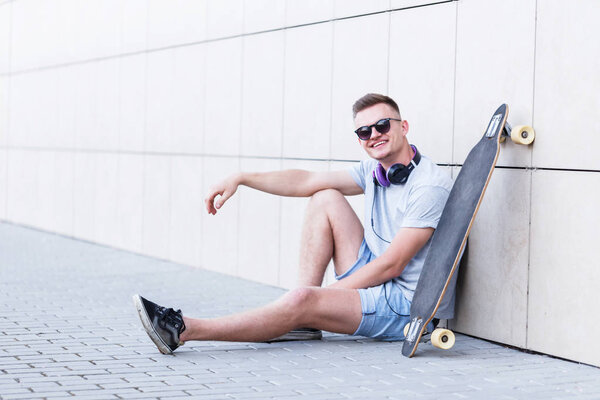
top-left (358, 288), bottom-right (376, 315)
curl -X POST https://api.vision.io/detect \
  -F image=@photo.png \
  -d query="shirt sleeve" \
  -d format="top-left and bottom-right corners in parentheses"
top-left (400, 185), bottom-right (450, 229)
top-left (348, 160), bottom-right (368, 191)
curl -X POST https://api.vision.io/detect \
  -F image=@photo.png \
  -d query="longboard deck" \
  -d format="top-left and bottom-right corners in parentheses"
top-left (402, 104), bottom-right (508, 358)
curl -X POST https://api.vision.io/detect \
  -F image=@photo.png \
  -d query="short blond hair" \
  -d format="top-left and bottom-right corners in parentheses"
top-left (352, 93), bottom-right (401, 119)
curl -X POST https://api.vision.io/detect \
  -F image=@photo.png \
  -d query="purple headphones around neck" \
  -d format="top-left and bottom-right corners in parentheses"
top-left (372, 145), bottom-right (421, 187)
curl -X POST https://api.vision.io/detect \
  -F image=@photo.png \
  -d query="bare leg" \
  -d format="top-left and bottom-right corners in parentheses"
top-left (178, 190), bottom-right (365, 343)
top-left (297, 189), bottom-right (364, 287)
top-left (179, 287), bottom-right (362, 343)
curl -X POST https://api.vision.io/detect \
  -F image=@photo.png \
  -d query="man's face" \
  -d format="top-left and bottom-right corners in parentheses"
top-left (354, 103), bottom-right (408, 164)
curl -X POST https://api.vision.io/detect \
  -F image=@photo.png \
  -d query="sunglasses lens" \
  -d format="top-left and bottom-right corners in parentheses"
top-left (356, 127), bottom-right (372, 140)
top-left (374, 119), bottom-right (391, 134)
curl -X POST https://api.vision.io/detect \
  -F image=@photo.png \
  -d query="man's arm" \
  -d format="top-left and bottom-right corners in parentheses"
top-left (205, 169), bottom-right (363, 215)
top-left (329, 227), bottom-right (434, 290)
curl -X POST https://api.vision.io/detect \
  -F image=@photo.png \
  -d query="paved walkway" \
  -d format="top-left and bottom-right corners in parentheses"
top-left (1, 222), bottom-right (599, 400)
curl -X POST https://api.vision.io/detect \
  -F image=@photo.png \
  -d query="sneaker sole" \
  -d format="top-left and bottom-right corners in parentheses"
top-left (132, 294), bottom-right (174, 355)
top-left (267, 330), bottom-right (323, 343)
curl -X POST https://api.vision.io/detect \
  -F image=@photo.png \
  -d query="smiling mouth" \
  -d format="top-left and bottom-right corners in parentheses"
top-left (371, 140), bottom-right (387, 148)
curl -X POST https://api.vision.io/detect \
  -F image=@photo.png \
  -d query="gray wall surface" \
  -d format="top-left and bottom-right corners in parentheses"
top-left (1, 0), bottom-right (599, 366)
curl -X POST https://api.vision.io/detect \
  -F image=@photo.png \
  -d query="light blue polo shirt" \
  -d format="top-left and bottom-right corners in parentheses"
top-left (348, 155), bottom-right (453, 307)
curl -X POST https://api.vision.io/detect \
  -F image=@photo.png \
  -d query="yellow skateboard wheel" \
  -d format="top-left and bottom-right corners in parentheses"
top-left (510, 125), bottom-right (535, 145)
top-left (404, 323), bottom-right (410, 338)
top-left (431, 328), bottom-right (455, 350)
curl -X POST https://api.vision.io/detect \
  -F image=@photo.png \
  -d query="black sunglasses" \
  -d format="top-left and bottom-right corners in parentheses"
top-left (354, 118), bottom-right (402, 140)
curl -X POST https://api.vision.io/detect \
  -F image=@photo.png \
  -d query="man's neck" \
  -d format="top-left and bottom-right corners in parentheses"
top-left (380, 142), bottom-right (414, 170)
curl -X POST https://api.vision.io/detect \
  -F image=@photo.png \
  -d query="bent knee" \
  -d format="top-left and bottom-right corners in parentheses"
top-left (283, 287), bottom-right (316, 309)
top-left (281, 287), bottom-right (318, 324)
top-left (309, 188), bottom-right (345, 208)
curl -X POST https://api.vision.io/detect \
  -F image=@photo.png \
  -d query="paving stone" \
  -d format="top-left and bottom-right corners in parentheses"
top-left (0, 222), bottom-right (599, 400)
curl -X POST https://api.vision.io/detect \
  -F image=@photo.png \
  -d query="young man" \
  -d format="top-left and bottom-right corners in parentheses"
top-left (133, 93), bottom-right (453, 354)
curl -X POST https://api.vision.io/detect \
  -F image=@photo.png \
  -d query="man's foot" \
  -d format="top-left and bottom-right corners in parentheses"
top-left (133, 294), bottom-right (186, 354)
top-left (267, 328), bottom-right (323, 343)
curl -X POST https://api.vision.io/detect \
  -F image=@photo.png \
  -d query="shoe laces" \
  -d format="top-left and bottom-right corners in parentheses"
top-left (156, 306), bottom-right (185, 333)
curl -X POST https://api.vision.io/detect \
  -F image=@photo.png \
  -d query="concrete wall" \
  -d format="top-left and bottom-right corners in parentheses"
top-left (1, 0), bottom-right (599, 366)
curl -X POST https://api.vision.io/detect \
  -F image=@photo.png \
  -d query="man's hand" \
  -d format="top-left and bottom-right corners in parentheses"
top-left (204, 174), bottom-right (240, 215)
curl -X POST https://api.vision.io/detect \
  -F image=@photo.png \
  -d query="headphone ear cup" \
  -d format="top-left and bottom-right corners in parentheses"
top-left (387, 163), bottom-right (409, 185)
top-left (373, 163), bottom-right (391, 187)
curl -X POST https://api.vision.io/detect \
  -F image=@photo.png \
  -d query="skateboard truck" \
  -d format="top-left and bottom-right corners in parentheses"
top-left (405, 317), bottom-right (423, 343)
top-left (403, 317), bottom-right (455, 351)
top-left (501, 122), bottom-right (535, 145)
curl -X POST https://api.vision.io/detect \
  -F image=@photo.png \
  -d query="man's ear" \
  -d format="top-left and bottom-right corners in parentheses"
top-left (401, 120), bottom-right (409, 136)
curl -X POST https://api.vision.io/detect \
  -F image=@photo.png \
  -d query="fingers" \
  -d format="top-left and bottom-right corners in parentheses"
top-left (204, 188), bottom-right (233, 215)
top-left (214, 190), bottom-right (232, 210)
top-left (204, 189), bottom-right (221, 215)
top-left (205, 176), bottom-right (239, 215)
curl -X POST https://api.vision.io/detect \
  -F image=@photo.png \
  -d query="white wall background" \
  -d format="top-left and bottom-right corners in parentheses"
top-left (1, 0), bottom-right (599, 366)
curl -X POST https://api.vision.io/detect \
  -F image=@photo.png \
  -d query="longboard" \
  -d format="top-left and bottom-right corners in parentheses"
top-left (402, 104), bottom-right (535, 358)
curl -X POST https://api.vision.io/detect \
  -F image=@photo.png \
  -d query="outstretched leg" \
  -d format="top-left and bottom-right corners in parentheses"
top-left (297, 189), bottom-right (364, 287)
top-left (180, 287), bottom-right (362, 343)
top-left (134, 191), bottom-right (366, 352)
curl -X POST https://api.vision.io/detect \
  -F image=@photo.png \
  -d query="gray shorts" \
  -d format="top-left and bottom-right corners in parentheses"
top-left (336, 239), bottom-right (411, 341)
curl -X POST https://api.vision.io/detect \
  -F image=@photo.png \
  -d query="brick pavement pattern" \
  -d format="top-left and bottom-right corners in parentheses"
top-left (1, 222), bottom-right (599, 399)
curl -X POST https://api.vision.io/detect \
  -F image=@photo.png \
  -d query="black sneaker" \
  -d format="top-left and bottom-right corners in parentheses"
top-left (133, 294), bottom-right (186, 354)
top-left (267, 328), bottom-right (322, 343)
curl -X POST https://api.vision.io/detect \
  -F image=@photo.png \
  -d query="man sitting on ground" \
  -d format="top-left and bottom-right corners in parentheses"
top-left (133, 93), bottom-right (453, 354)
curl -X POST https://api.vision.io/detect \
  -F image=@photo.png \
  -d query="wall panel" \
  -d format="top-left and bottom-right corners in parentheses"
top-left (142, 155), bottom-right (171, 260)
top-left (0, 77), bottom-right (8, 147)
top-left (454, 0), bottom-right (535, 168)
top-left (72, 152), bottom-right (97, 241)
top-left (0, 149), bottom-right (6, 219)
top-left (11, 0), bottom-right (59, 70)
top-left (72, 60), bottom-right (120, 151)
top-left (170, 156), bottom-right (203, 268)
top-left (206, 0), bottom-right (243, 40)
top-left (9, 70), bottom-right (59, 148)
top-left (53, 152), bottom-right (75, 236)
top-left (116, 154), bottom-right (144, 253)
top-left (201, 156), bottom-right (240, 276)
top-left (243, 0), bottom-right (286, 33)
top-left (92, 60), bottom-right (121, 151)
top-left (145, 50), bottom-right (176, 153)
top-left (94, 153), bottom-right (120, 248)
top-left (241, 31), bottom-right (285, 158)
top-left (204, 38), bottom-right (242, 156)
top-left (147, 0), bottom-right (206, 49)
top-left (388, 2), bottom-right (456, 165)
top-left (58, 0), bottom-right (121, 65)
top-left (118, 55), bottom-right (146, 152)
top-left (451, 168), bottom-right (530, 348)
top-left (330, 13), bottom-right (389, 162)
top-left (529, 170), bottom-right (600, 366)
top-left (282, 24), bottom-right (333, 159)
top-left (285, 0), bottom-right (334, 27)
top-left (238, 157), bottom-right (282, 287)
top-left (533, 0), bottom-right (600, 170)
top-left (0, 3), bottom-right (10, 74)
top-left (334, 0), bottom-right (389, 19)
top-left (6, 151), bottom-right (36, 226)
top-left (170, 46), bottom-right (206, 154)
top-left (35, 151), bottom-right (57, 233)
top-left (120, 0), bottom-right (147, 54)
top-left (56, 67), bottom-right (78, 149)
